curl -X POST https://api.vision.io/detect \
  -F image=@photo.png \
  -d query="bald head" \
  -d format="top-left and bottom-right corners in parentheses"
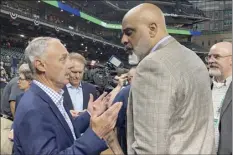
top-left (210, 42), bottom-right (232, 55)
top-left (123, 3), bottom-right (167, 32)
top-left (121, 3), bottom-right (168, 61)
top-left (208, 42), bottom-right (232, 81)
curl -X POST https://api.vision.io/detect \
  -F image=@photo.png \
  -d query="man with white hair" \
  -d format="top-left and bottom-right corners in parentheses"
top-left (13, 37), bottom-right (122, 155)
top-left (207, 42), bottom-right (232, 155)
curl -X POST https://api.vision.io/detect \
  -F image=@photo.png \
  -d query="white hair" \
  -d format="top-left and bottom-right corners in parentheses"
top-left (24, 37), bottom-right (57, 74)
top-left (18, 63), bottom-right (30, 73)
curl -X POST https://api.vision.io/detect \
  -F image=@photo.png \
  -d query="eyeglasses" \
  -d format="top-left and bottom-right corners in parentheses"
top-left (205, 54), bottom-right (232, 62)
top-left (18, 77), bottom-right (26, 81)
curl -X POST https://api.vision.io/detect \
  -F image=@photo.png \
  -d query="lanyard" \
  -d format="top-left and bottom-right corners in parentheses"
top-left (214, 95), bottom-right (225, 128)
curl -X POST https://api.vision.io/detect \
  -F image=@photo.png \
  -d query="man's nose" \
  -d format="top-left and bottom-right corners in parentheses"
top-left (121, 34), bottom-right (129, 46)
top-left (208, 56), bottom-right (215, 63)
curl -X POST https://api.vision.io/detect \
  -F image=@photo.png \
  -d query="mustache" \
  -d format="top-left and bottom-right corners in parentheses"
top-left (124, 47), bottom-right (133, 55)
top-left (209, 65), bottom-right (218, 68)
top-left (209, 63), bottom-right (218, 68)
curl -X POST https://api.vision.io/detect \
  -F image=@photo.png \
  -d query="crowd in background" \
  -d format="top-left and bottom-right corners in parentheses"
top-left (0, 2), bottom-right (232, 155)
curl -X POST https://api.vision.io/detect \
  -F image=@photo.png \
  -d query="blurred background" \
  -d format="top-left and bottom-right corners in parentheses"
top-left (0, 0), bottom-right (232, 91)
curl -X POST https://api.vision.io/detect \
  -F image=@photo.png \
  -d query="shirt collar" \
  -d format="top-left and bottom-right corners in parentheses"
top-left (33, 80), bottom-right (64, 105)
top-left (150, 35), bottom-right (171, 53)
top-left (66, 82), bottom-right (82, 89)
top-left (213, 76), bottom-right (232, 88)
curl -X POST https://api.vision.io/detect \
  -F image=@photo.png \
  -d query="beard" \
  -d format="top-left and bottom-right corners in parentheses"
top-left (133, 36), bottom-right (151, 61)
top-left (209, 68), bottom-right (222, 77)
top-left (128, 52), bottom-right (139, 65)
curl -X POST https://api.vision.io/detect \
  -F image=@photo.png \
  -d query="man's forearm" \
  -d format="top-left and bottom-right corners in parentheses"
top-left (104, 130), bottom-right (124, 155)
top-left (10, 101), bottom-right (16, 118)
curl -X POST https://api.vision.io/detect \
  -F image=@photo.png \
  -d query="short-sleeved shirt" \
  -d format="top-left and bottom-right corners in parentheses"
top-left (1, 77), bottom-right (23, 117)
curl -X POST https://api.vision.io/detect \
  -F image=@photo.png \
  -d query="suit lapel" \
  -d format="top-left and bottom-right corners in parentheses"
top-left (220, 82), bottom-right (232, 117)
top-left (82, 82), bottom-right (88, 109)
top-left (32, 83), bottom-right (74, 142)
top-left (64, 103), bottom-right (81, 138)
top-left (63, 86), bottom-right (74, 110)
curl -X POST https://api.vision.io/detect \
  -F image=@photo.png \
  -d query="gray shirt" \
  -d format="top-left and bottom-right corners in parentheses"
top-left (1, 77), bottom-right (23, 117)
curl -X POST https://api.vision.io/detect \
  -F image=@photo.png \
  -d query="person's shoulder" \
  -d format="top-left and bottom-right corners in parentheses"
top-left (1, 77), bottom-right (18, 94)
top-left (20, 87), bottom-right (45, 108)
top-left (16, 90), bottom-right (46, 119)
top-left (16, 92), bottom-right (23, 97)
top-left (82, 82), bottom-right (96, 89)
top-left (5, 77), bottom-right (18, 86)
top-left (19, 90), bottom-right (34, 104)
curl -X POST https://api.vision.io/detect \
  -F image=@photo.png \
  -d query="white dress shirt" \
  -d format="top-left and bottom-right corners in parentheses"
top-left (212, 76), bottom-right (232, 151)
top-left (66, 83), bottom-right (83, 111)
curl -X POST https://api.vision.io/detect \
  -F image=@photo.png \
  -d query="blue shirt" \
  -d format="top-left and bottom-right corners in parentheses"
top-left (66, 83), bottom-right (83, 111)
top-left (33, 80), bottom-right (77, 140)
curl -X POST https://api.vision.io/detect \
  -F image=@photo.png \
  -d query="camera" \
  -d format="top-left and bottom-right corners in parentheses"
top-left (83, 56), bottom-right (128, 93)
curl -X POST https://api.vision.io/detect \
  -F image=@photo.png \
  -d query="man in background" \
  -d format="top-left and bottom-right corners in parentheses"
top-left (0, 62), bottom-right (8, 95)
top-left (11, 55), bottom-right (19, 77)
top-left (1, 63), bottom-right (29, 119)
top-left (207, 42), bottom-right (232, 155)
top-left (63, 52), bottom-right (97, 118)
top-left (121, 3), bottom-right (215, 154)
top-left (1, 63), bottom-right (29, 155)
top-left (4, 55), bottom-right (12, 78)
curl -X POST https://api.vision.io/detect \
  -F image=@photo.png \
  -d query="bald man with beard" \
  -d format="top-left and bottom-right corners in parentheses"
top-left (207, 42), bottom-right (232, 155)
top-left (120, 3), bottom-right (215, 154)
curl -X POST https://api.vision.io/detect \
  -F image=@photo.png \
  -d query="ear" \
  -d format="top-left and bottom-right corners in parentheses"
top-left (149, 23), bottom-right (157, 38)
top-left (34, 59), bottom-right (46, 72)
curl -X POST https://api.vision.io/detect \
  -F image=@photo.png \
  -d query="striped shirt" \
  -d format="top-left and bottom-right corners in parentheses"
top-left (212, 76), bottom-right (232, 151)
top-left (33, 80), bottom-right (77, 140)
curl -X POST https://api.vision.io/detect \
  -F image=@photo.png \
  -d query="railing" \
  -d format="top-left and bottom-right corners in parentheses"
top-left (0, 4), bottom-right (124, 48)
top-left (201, 30), bottom-right (232, 35)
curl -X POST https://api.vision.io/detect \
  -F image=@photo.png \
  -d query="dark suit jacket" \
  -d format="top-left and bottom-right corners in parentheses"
top-left (63, 82), bottom-right (97, 111)
top-left (113, 85), bottom-right (131, 155)
top-left (217, 82), bottom-right (232, 155)
top-left (13, 82), bottom-right (107, 155)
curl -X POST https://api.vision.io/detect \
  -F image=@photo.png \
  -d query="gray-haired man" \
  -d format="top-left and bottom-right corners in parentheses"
top-left (13, 37), bottom-right (122, 155)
